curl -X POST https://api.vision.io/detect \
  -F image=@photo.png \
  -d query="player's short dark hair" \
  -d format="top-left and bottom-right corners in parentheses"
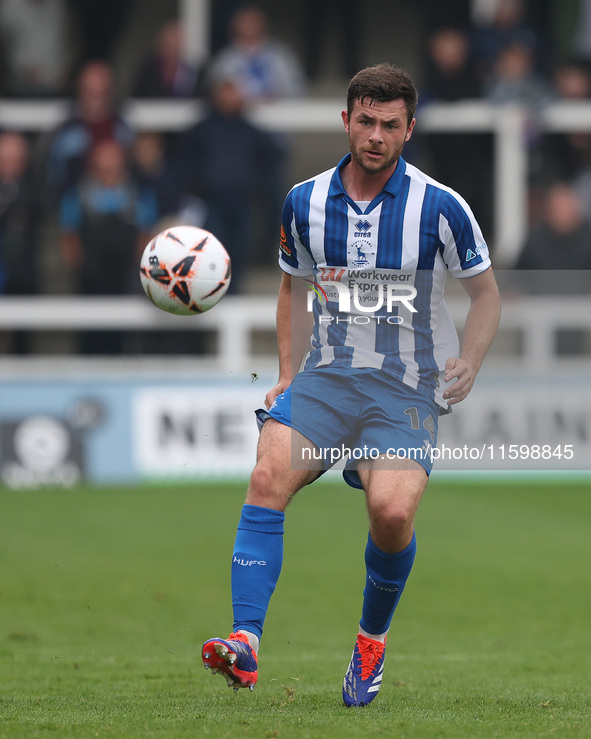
top-left (347, 63), bottom-right (418, 124)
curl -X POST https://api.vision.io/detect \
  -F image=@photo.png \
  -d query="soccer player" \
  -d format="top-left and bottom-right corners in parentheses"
top-left (202, 63), bottom-right (501, 706)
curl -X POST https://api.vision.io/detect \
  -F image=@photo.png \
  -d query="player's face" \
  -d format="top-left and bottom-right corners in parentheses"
top-left (342, 98), bottom-right (415, 175)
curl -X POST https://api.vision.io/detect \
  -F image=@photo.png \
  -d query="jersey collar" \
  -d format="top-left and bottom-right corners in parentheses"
top-left (329, 153), bottom-right (408, 202)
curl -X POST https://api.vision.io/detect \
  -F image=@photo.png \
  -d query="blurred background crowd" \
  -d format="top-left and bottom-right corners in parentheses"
top-left (1, 0), bottom-right (591, 355)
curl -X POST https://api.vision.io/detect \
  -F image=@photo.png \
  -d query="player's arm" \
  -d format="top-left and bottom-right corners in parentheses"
top-left (265, 272), bottom-right (313, 409)
top-left (443, 267), bottom-right (501, 406)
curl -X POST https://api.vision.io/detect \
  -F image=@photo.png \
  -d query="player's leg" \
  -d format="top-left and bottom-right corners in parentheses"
top-left (203, 418), bottom-right (319, 691)
top-left (245, 416), bottom-right (320, 510)
top-left (232, 418), bottom-right (318, 640)
top-left (359, 459), bottom-right (427, 626)
top-left (343, 459), bottom-right (428, 706)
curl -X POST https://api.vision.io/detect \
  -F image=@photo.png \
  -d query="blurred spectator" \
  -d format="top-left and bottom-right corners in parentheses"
top-left (163, 78), bottom-right (285, 292)
top-left (210, 0), bottom-right (248, 55)
top-left (533, 61), bottom-right (591, 184)
top-left (572, 0), bottom-right (591, 66)
top-left (484, 42), bottom-right (552, 110)
top-left (301, 0), bottom-right (362, 81)
top-left (422, 27), bottom-right (481, 102)
top-left (554, 60), bottom-right (591, 99)
top-left (58, 139), bottom-right (158, 354)
top-left (0, 0), bottom-right (70, 97)
top-left (515, 182), bottom-right (591, 270)
top-left (132, 19), bottom-right (202, 99)
top-left (206, 5), bottom-right (306, 103)
top-left (421, 27), bottom-right (493, 238)
top-left (471, 0), bottom-right (545, 87)
top-left (68, 0), bottom-right (133, 64)
top-left (513, 182), bottom-right (591, 352)
top-left (0, 132), bottom-right (41, 353)
top-left (46, 60), bottom-right (135, 198)
top-left (130, 132), bottom-right (170, 214)
top-left (484, 41), bottom-right (552, 190)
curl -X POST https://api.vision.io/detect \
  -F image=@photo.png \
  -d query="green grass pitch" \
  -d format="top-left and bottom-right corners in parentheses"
top-left (1, 477), bottom-right (590, 738)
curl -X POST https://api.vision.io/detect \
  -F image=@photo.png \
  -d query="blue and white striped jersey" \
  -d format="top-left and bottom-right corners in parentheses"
top-left (278, 154), bottom-right (492, 410)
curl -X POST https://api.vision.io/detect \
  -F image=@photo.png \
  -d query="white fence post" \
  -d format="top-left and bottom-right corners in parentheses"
top-left (179, 0), bottom-right (210, 65)
top-left (493, 106), bottom-right (528, 268)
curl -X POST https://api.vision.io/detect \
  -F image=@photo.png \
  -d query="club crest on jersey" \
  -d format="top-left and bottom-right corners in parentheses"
top-left (350, 240), bottom-right (374, 267)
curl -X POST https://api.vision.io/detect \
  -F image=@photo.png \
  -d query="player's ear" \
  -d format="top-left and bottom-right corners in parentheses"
top-left (405, 118), bottom-right (416, 142)
top-left (341, 110), bottom-right (350, 133)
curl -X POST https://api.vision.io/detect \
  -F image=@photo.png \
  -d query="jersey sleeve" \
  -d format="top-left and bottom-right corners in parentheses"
top-left (439, 190), bottom-right (491, 278)
top-left (278, 187), bottom-right (314, 276)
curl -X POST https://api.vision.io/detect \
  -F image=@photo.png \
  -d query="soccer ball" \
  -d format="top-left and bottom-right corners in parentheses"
top-left (139, 226), bottom-right (231, 315)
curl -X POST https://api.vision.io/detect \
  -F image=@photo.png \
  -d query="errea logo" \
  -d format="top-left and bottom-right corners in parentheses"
top-left (354, 219), bottom-right (372, 237)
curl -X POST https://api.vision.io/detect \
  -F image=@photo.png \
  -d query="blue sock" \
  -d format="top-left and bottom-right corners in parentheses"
top-left (231, 504), bottom-right (285, 640)
top-left (359, 531), bottom-right (417, 636)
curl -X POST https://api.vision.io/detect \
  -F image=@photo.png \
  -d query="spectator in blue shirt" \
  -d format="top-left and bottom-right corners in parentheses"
top-left (59, 138), bottom-right (158, 353)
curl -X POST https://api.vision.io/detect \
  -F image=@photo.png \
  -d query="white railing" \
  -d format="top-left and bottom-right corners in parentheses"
top-left (0, 295), bottom-right (589, 375)
top-left (3, 98), bottom-right (591, 265)
top-left (0, 295), bottom-right (275, 375)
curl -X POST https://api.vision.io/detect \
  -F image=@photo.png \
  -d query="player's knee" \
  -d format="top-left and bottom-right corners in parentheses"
top-left (373, 502), bottom-right (415, 544)
top-left (247, 460), bottom-right (287, 509)
top-left (248, 462), bottom-right (274, 498)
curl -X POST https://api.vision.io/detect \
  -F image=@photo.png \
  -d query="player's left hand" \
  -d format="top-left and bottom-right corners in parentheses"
top-left (264, 379), bottom-right (290, 410)
top-left (442, 357), bottom-right (476, 405)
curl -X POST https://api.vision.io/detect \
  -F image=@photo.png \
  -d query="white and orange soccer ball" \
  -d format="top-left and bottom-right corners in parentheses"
top-left (139, 225), bottom-right (231, 315)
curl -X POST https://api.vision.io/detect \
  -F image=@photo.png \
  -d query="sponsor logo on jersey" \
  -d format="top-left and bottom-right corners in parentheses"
top-left (279, 225), bottom-right (292, 258)
top-left (305, 271), bottom-right (417, 317)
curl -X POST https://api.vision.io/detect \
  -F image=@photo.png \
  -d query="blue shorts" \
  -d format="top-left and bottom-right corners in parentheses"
top-left (259, 367), bottom-right (439, 488)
